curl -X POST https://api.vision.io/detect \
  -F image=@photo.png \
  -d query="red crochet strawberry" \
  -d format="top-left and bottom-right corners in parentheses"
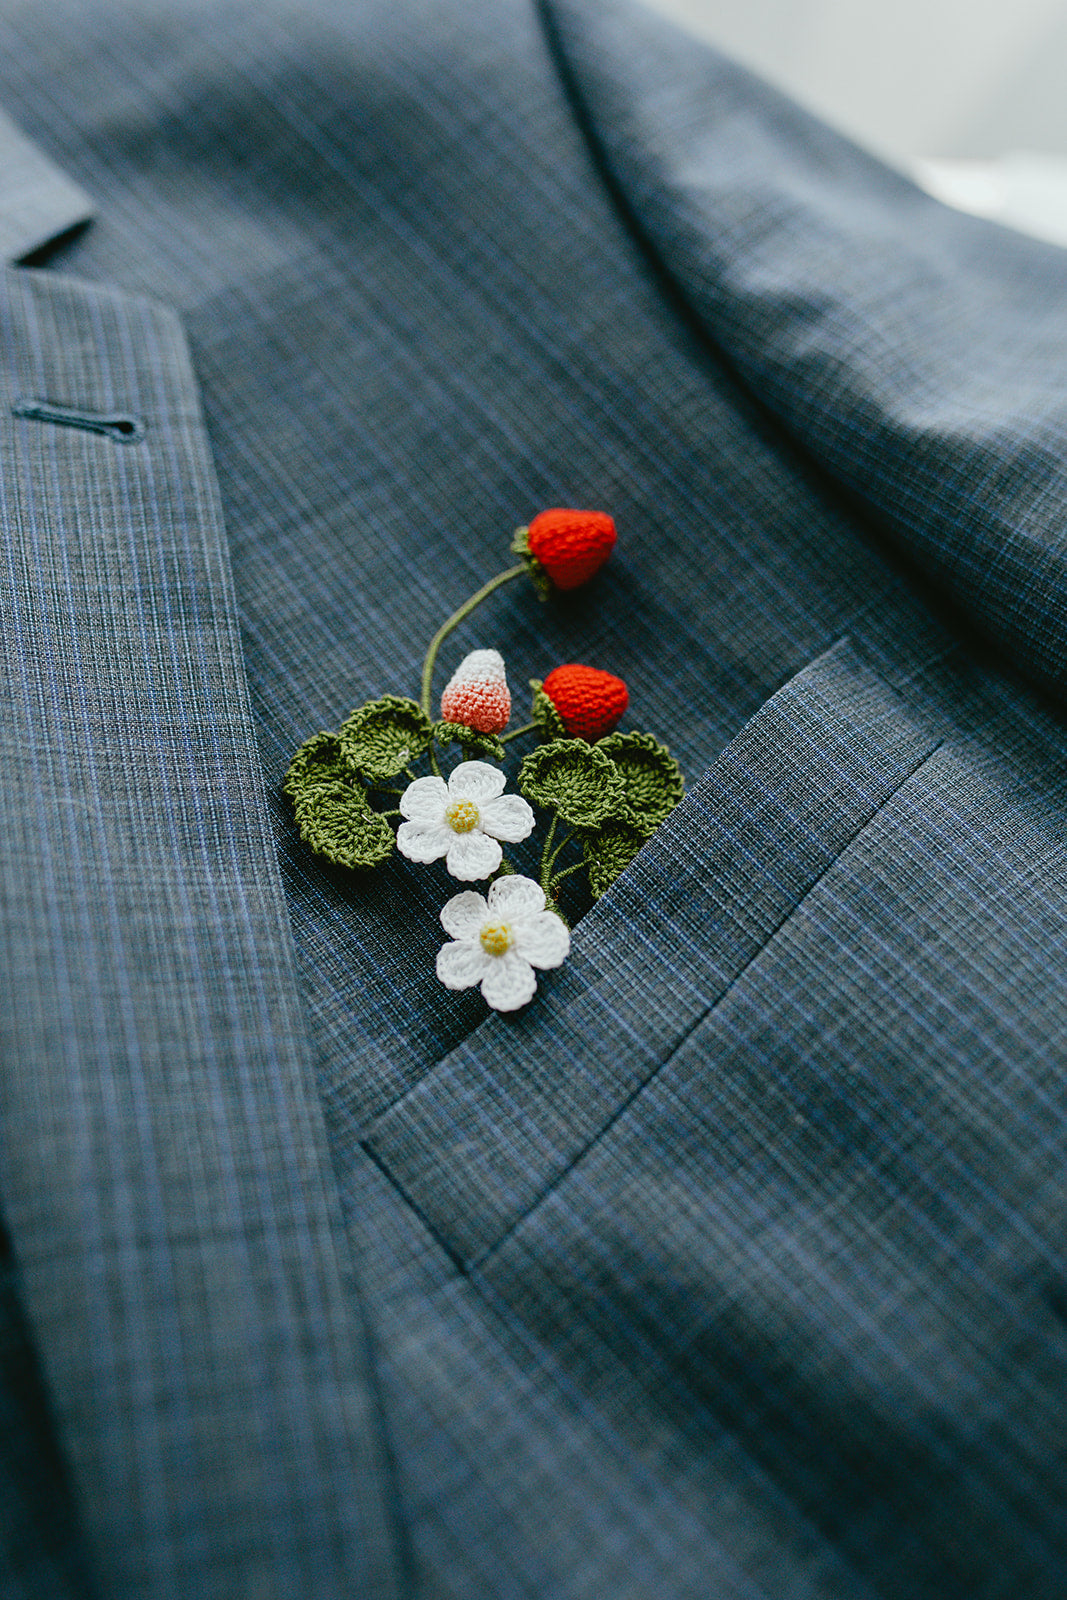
top-left (542, 664), bottom-right (628, 741)
top-left (524, 508), bottom-right (616, 591)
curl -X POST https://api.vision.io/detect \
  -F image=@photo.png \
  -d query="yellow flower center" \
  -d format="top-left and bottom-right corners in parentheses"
top-left (445, 798), bottom-right (480, 833)
top-left (479, 921), bottom-right (513, 957)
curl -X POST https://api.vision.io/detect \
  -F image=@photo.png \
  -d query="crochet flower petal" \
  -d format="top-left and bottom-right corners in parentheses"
top-left (445, 829), bottom-right (502, 881)
top-left (437, 939), bottom-right (492, 991)
top-left (440, 890), bottom-right (489, 940)
top-left (448, 760), bottom-right (506, 802)
top-left (399, 774), bottom-right (449, 822)
top-left (487, 875), bottom-right (545, 918)
top-left (480, 950), bottom-right (538, 1012)
top-left (478, 793), bottom-right (535, 843)
top-left (396, 819), bottom-right (452, 863)
top-left (513, 910), bottom-right (570, 970)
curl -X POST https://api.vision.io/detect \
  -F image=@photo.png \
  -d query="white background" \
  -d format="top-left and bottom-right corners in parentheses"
top-left (645, 0), bottom-right (1067, 162)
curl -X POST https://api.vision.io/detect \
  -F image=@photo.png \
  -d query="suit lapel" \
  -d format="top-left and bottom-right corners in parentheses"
top-left (0, 263), bottom-right (401, 1596)
top-left (0, 108), bottom-right (93, 263)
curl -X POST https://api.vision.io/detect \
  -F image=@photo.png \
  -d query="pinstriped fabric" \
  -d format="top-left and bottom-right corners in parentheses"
top-left (0, 121), bottom-right (102, 1600)
top-left (0, 267), bottom-right (399, 1598)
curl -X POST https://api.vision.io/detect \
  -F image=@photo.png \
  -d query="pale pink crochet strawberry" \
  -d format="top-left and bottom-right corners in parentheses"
top-left (542, 664), bottom-right (628, 740)
top-left (440, 648), bottom-right (512, 734)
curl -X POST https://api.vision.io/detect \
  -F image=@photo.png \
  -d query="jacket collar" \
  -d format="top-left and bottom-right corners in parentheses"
top-left (0, 106), bottom-right (93, 262)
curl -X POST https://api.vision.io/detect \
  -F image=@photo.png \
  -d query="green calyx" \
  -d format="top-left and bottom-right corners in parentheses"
top-left (582, 820), bottom-right (647, 899)
top-left (528, 679), bottom-right (566, 741)
top-left (598, 731), bottom-right (684, 834)
top-left (511, 524), bottom-right (550, 601)
top-left (433, 720), bottom-right (506, 762)
top-left (339, 695), bottom-right (434, 780)
top-left (518, 738), bottom-right (629, 829)
top-left (293, 780), bottom-right (395, 870)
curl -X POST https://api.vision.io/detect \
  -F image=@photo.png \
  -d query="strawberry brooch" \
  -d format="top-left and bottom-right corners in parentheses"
top-left (519, 507), bottom-right (616, 592)
top-left (285, 509), bottom-right (683, 1011)
top-left (539, 665), bottom-right (628, 741)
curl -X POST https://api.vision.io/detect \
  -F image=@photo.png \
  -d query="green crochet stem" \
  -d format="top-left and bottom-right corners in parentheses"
top-left (539, 814), bottom-right (558, 894)
top-left (500, 721), bottom-right (536, 744)
top-left (419, 563), bottom-right (527, 717)
top-left (549, 859), bottom-right (585, 890)
top-left (546, 828), bottom-right (576, 875)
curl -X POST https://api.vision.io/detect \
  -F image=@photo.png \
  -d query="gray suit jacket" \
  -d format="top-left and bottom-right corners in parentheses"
top-left (2, 2), bottom-right (1067, 1596)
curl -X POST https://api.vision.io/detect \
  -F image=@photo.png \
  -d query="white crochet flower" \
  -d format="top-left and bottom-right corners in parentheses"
top-left (436, 875), bottom-right (570, 1011)
top-left (397, 760), bottom-right (534, 880)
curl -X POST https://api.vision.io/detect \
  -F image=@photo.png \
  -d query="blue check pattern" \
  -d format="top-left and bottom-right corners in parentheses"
top-left (0, 0), bottom-right (1066, 1595)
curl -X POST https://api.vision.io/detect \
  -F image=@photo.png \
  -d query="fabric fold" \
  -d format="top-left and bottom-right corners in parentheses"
top-left (539, 0), bottom-right (1067, 701)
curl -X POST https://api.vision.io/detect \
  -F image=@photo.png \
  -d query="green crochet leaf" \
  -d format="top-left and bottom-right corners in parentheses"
top-left (598, 731), bottom-right (684, 835)
top-left (294, 780), bottom-right (394, 870)
top-left (283, 731), bottom-right (358, 804)
top-left (339, 695), bottom-right (433, 780)
top-left (518, 739), bottom-right (628, 828)
top-left (433, 720), bottom-right (506, 762)
top-left (582, 820), bottom-right (647, 899)
top-left (529, 678), bottom-right (566, 741)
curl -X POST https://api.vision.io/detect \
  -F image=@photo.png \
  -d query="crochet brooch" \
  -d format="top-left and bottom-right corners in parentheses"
top-left (285, 509), bottom-right (683, 1012)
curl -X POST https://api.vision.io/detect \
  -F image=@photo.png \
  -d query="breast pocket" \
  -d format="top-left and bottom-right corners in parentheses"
top-left (363, 638), bottom-right (942, 1271)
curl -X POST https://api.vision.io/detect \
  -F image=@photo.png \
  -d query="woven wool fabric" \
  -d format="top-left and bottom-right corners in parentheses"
top-left (0, 266), bottom-right (402, 1598)
top-left (1, 0), bottom-right (1067, 1596)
